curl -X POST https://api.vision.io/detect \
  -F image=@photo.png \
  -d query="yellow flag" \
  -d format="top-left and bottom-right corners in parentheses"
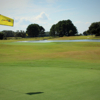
top-left (0, 14), bottom-right (14, 26)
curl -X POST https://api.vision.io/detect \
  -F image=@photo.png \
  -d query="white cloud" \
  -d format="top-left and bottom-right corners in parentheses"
top-left (35, 12), bottom-right (49, 21)
top-left (0, 0), bottom-right (52, 19)
top-left (10, 12), bottom-right (50, 31)
top-left (74, 21), bottom-right (91, 25)
top-left (74, 21), bottom-right (82, 24)
top-left (0, 0), bottom-right (30, 15)
top-left (85, 22), bottom-right (91, 25)
top-left (13, 12), bottom-right (49, 25)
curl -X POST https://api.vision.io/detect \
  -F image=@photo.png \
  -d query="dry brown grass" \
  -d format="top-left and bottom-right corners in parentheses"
top-left (0, 42), bottom-right (100, 63)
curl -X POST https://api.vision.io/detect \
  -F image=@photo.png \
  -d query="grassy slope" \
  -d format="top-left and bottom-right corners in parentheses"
top-left (49, 35), bottom-right (100, 40)
top-left (0, 37), bottom-right (100, 100)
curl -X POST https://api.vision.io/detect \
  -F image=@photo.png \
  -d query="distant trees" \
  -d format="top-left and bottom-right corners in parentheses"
top-left (50, 24), bottom-right (56, 37)
top-left (0, 32), bottom-right (4, 39)
top-left (2, 30), bottom-right (15, 37)
top-left (0, 30), bottom-right (26, 39)
top-left (83, 31), bottom-right (88, 36)
top-left (15, 30), bottom-right (26, 38)
top-left (26, 24), bottom-right (45, 37)
top-left (88, 22), bottom-right (100, 36)
top-left (45, 31), bottom-right (50, 37)
top-left (50, 19), bottom-right (78, 37)
top-left (39, 26), bottom-right (45, 37)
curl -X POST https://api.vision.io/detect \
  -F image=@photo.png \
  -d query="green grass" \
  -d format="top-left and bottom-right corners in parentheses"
top-left (0, 38), bottom-right (100, 100)
top-left (49, 35), bottom-right (100, 40)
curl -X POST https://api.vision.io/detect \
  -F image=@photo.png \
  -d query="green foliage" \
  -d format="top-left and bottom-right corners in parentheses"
top-left (26, 24), bottom-right (45, 37)
top-left (69, 30), bottom-right (73, 36)
top-left (26, 24), bottom-right (40, 37)
top-left (45, 31), bottom-right (50, 37)
top-left (83, 31), bottom-right (88, 36)
top-left (2, 30), bottom-right (15, 37)
top-left (88, 22), bottom-right (100, 36)
top-left (0, 32), bottom-right (4, 39)
top-left (15, 30), bottom-right (26, 38)
top-left (39, 26), bottom-right (45, 37)
top-left (50, 19), bottom-right (78, 37)
top-left (50, 24), bottom-right (56, 37)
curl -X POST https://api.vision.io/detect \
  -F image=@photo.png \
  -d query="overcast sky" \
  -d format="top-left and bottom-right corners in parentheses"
top-left (0, 0), bottom-right (100, 33)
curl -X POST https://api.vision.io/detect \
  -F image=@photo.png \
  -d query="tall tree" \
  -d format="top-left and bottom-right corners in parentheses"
top-left (26, 24), bottom-right (40, 37)
top-left (50, 19), bottom-right (78, 37)
top-left (50, 24), bottom-right (56, 37)
top-left (88, 22), bottom-right (100, 36)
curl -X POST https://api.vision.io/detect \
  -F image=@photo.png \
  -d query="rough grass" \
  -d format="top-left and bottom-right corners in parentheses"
top-left (0, 39), bottom-right (100, 100)
top-left (0, 42), bottom-right (100, 63)
top-left (49, 35), bottom-right (100, 40)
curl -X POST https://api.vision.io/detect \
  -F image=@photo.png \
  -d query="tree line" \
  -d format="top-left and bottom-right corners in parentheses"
top-left (0, 30), bottom-right (26, 39)
top-left (0, 19), bottom-right (100, 40)
top-left (25, 20), bottom-right (100, 37)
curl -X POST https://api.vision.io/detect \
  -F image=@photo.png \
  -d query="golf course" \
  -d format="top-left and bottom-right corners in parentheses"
top-left (0, 36), bottom-right (100, 100)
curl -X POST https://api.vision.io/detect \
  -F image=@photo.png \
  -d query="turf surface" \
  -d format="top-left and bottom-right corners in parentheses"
top-left (0, 40), bottom-right (100, 100)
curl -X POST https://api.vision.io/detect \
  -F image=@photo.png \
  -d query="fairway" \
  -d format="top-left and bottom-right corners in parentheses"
top-left (0, 40), bottom-right (100, 100)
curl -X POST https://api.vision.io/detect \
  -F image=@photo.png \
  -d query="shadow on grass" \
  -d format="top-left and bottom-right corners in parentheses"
top-left (0, 87), bottom-right (44, 95)
top-left (26, 92), bottom-right (44, 95)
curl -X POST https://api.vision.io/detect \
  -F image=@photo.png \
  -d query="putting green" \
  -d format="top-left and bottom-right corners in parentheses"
top-left (0, 62), bottom-right (100, 100)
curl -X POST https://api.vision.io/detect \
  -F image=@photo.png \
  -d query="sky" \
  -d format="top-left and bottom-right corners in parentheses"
top-left (0, 0), bottom-right (100, 33)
